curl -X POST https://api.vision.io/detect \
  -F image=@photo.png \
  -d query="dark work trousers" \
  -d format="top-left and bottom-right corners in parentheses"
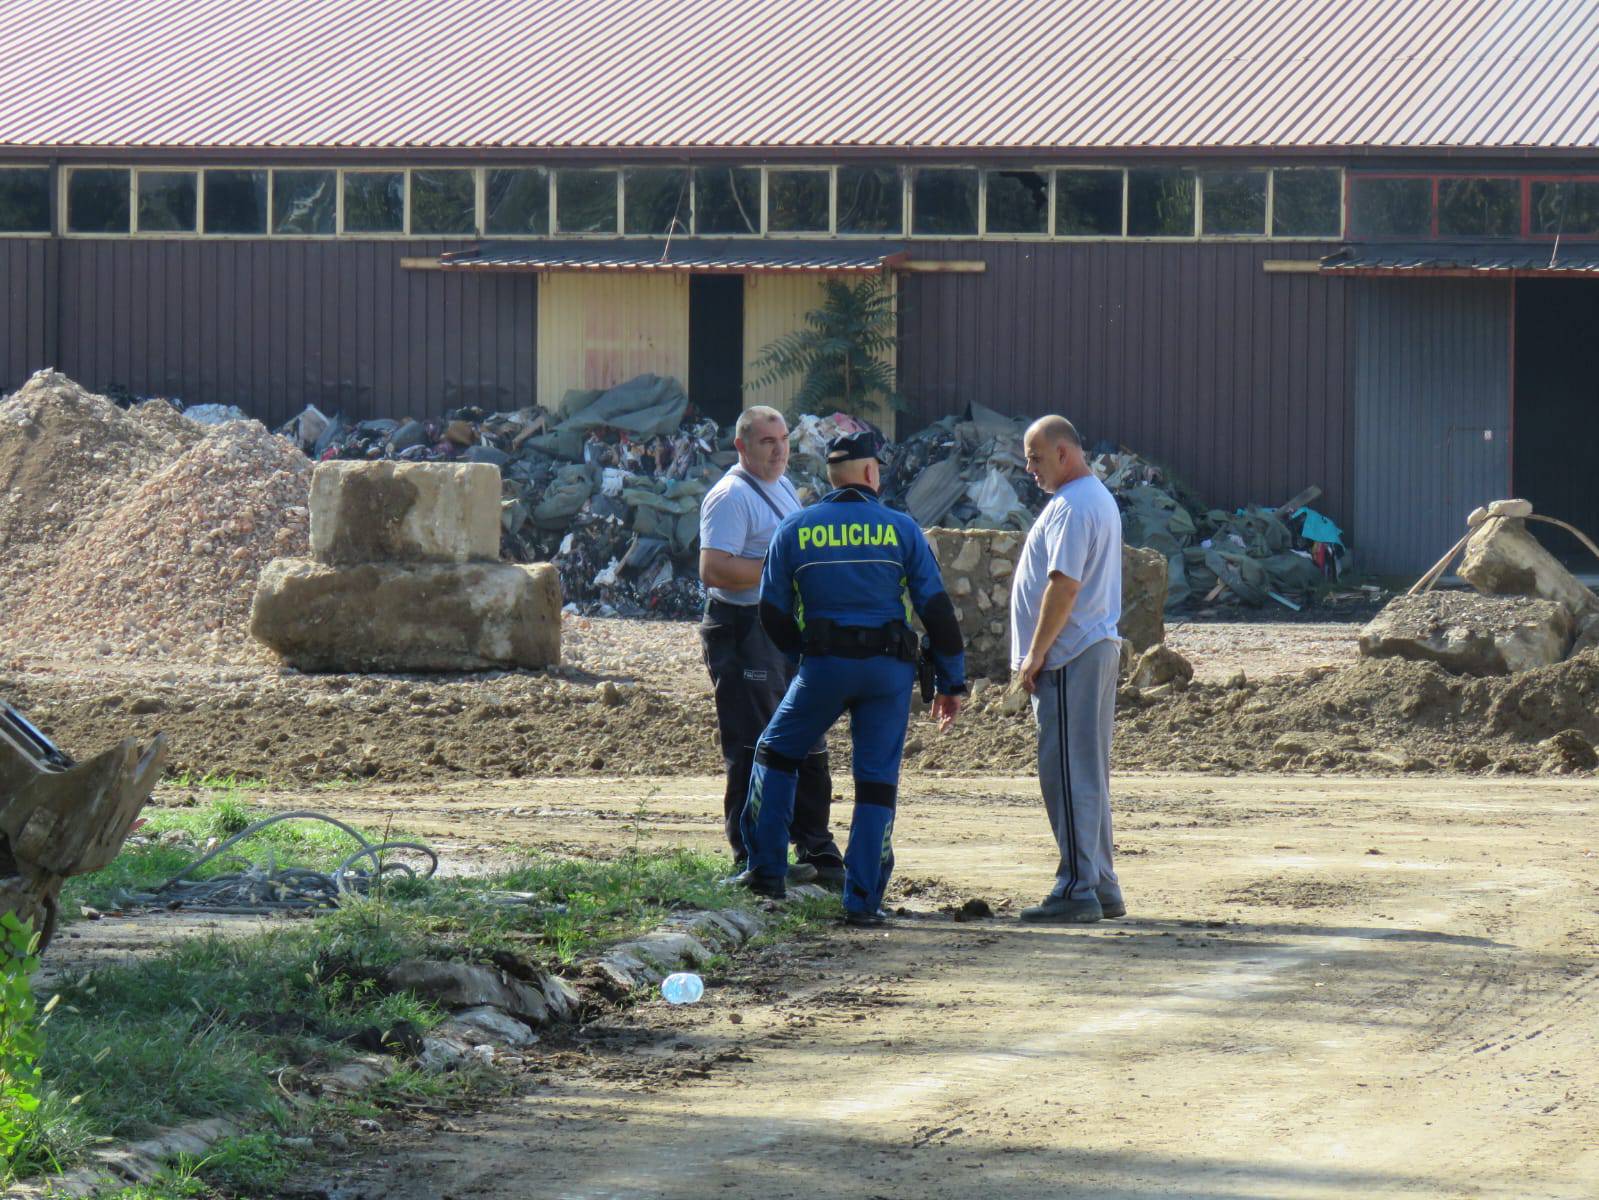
top-left (700, 599), bottom-right (840, 867)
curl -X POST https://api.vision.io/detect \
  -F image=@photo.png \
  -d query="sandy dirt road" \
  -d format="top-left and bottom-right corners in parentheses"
top-left (279, 772), bottom-right (1599, 1200)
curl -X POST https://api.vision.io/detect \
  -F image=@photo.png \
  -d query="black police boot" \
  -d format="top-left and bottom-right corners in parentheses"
top-left (725, 869), bottom-right (786, 900)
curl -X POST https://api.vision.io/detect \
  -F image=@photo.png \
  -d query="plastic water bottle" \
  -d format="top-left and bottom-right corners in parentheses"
top-left (660, 972), bottom-right (704, 1005)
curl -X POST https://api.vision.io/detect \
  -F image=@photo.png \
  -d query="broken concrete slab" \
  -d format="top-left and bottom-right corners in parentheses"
top-left (1460, 515), bottom-right (1599, 622)
top-left (1121, 544), bottom-right (1168, 653)
top-left (250, 558), bottom-right (561, 672)
top-left (439, 1005), bottom-right (540, 1048)
top-left (1130, 643), bottom-right (1193, 690)
top-left (309, 460), bottom-right (501, 565)
top-left (1359, 591), bottom-right (1573, 676)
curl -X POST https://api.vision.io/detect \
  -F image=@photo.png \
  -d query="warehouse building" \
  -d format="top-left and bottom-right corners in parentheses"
top-left (3, 0), bottom-right (1598, 572)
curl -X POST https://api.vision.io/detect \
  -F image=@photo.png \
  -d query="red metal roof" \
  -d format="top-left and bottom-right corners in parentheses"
top-left (2, 0), bottom-right (1597, 154)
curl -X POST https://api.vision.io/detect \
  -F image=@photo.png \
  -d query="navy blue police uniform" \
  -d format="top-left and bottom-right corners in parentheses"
top-left (740, 432), bottom-right (966, 921)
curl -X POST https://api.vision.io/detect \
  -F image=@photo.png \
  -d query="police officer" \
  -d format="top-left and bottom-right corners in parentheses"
top-left (734, 430), bottom-right (967, 926)
top-left (699, 406), bottom-right (843, 886)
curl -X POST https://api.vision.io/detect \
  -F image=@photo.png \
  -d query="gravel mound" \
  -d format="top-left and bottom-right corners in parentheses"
top-left (0, 371), bottom-right (200, 576)
top-left (0, 372), bottom-right (309, 663)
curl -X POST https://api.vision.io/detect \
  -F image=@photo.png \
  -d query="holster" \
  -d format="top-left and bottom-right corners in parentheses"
top-left (917, 634), bottom-right (936, 703)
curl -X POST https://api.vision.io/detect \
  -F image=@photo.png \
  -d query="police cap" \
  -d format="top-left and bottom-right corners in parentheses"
top-left (825, 430), bottom-right (880, 465)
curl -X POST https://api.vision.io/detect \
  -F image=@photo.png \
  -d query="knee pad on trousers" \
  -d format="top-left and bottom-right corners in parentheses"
top-left (856, 779), bottom-right (897, 809)
top-left (755, 743), bottom-right (805, 773)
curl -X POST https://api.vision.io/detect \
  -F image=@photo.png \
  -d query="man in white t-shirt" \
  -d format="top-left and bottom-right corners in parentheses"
top-left (698, 406), bottom-right (841, 886)
top-left (1009, 415), bottom-right (1124, 923)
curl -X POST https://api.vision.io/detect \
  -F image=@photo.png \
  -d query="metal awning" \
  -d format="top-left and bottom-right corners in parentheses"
top-left (1320, 243), bottom-right (1599, 278)
top-left (432, 239), bottom-right (908, 274)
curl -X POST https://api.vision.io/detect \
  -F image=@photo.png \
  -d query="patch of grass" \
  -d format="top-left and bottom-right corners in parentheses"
top-left (60, 801), bottom-right (401, 915)
top-left (16, 846), bottom-right (829, 1185)
top-left (78, 1131), bottom-right (290, 1199)
top-left (162, 772), bottom-right (271, 794)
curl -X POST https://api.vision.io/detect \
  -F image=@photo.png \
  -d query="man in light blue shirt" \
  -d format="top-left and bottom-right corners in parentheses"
top-left (698, 406), bottom-right (840, 886)
top-left (1010, 415), bottom-right (1124, 924)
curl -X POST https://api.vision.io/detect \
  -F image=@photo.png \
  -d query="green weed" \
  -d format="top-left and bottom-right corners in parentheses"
top-left (16, 846), bottom-right (824, 1184)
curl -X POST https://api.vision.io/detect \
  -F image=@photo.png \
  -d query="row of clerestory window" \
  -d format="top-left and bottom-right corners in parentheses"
top-left (0, 164), bottom-right (1352, 239)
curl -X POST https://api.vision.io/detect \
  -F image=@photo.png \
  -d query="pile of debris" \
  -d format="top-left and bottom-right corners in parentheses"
top-left (286, 386), bottom-right (1342, 619)
top-left (0, 370), bottom-right (310, 662)
top-left (1359, 499), bottom-right (1599, 677)
top-left (282, 375), bottom-right (728, 619)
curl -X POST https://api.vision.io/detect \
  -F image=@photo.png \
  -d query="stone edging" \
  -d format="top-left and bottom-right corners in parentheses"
top-left (12, 889), bottom-right (817, 1198)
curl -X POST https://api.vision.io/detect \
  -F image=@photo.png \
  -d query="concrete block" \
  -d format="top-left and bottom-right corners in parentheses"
top-left (1460, 514), bottom-right (1599, 621)
top-left (1358, 591), bottom-right (1572, 676)
top-left (310, 460), bottom-right (501, 565)
top-left (1121, 543), bottom-right (1168, 653)
top-left (250, 558), bottom-right (561, 672)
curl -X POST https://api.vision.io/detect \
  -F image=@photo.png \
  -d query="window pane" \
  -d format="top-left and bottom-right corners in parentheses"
top-left (486, 169), bottom-right (548, 235)
top-left (412, 169), bottom-right (476, 235)
top-left (1055, 170), bottom-right (1121, 235)
top-left (836, 166), bottom-right (901, 234)
top-left (985, 170), bottom-right (1048, 234)
top-left (623, 167), bottom-right (690, 235)
top-left (912, 168), bottom-right (978, 236)
top-left (1201, 170), bottom-right (1265, 235)
top-left (1127, 169), bottom-right (1195, 236)
top-left (1348, 177), bottom-right (1431, 238)
top-left (555, 169), bottom-right (617, 234)
top-left (0, 168), bottom-right (50, 233)
top-left (343, 172), bottom-right (404, 233)
top-left (1272, 169), bottom-right (1341, 237)
top-left (205, 169), bottom-right (267, 234)
top-left (694, 167), bottom-right (760, 234)
top-left (67, 168), bottom-right (129, 233)
top-left (272, 169), bottom-right (335, 235)
top-left (135, 171), bottom-right (197, 232)
top-left (1531, 181), bottom-right (1599, 236)
top-left (766, 169), bottom-right (829, 233)
top-left (1437, 178), bottom-right (1519, 238)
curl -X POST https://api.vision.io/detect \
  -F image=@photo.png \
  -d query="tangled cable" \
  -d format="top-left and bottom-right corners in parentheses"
top-left (114, 810), bottom-right (438, 914)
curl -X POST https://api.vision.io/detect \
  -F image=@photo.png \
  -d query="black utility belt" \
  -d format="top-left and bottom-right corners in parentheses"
top-left (705, 598), bottom-right (757, 616)
top-left (802, 619), bottom-right (917, 661)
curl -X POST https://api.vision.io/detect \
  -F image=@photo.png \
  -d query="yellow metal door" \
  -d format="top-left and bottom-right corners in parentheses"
top-left (537, 273), bottom-right (690, 405)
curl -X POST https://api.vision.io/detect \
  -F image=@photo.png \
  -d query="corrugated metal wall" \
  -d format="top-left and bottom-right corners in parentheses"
top-left (898, 240), bottom-right (1353, 527)
top-left (1, 239), bottom-right (57, 390)
top-left (3, 240), bottom-right (537, 428)
top-left (1350, 278), bottom-right (1511, 576)
top-left (537, 273), bottom-right (687, 403)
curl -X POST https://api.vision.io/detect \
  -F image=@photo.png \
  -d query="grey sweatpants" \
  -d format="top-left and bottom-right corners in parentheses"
top-left (1030, 638), bottom-right (1120, 902)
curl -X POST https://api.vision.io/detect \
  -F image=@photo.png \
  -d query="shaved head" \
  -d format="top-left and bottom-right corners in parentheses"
top-left (1025, 415), bottom-right (1082, 449)
top-left (1022, 414), bottom-right (1088, 494)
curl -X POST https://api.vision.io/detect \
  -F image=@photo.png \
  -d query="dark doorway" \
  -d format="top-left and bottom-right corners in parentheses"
top-left (1514, 280), bottom-right (1599, 563)
top-left (690, 275), bottom-right (745, 424)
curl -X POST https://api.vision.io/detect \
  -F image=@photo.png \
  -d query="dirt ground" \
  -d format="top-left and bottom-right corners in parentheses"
top-left (7, 615), bottom-right (1598, 785)
top-left (197, 770), bottom-right (1599, 1200)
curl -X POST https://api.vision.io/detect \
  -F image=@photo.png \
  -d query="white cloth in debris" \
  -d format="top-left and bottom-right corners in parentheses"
top-left (1010, 474), bottom-right (1122, 671)
top-left (698, 467), bottom-right (802, 606)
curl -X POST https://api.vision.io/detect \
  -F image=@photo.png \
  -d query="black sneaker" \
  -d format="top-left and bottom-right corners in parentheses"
top-left (1097, 890), bottom-right (1127, 919)
top-left (842, 908), bottom-right (889, 928)
top-left (1019, 894), bottom-right (1103, 924)
top-left (725, 870), bottom-right (786, 900)
top-left (786, 862), bottom-right (819, 884)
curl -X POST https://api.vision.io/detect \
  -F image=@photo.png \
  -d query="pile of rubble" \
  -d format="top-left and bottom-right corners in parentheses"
top-left (0, 370), bottom-right (310, 662)
top-left (286, 384), bottom-right (1342, 619)
top-left (1360, 499), bottom-right (1599, 676)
